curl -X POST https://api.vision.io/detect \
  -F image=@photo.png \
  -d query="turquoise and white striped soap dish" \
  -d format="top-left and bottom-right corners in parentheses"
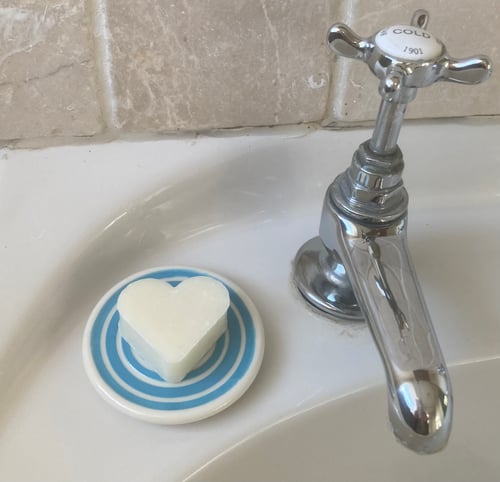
top-left (82, 267), bottom-right (265, 425)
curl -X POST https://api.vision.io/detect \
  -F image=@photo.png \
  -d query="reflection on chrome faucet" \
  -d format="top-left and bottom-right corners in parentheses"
top-left (364, 236), bottom-right (409, 338)
top-left (293, 10), bottom-right (491, 454)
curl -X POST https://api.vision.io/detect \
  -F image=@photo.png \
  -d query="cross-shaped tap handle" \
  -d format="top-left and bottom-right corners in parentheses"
top-left (328, 10), bottom-right (491, 93)
top-left (327, 9), bottom-right (492, 153)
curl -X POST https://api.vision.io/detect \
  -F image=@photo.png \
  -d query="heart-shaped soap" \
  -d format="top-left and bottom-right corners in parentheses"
top-left (117, 276), bottom-right (230, 383)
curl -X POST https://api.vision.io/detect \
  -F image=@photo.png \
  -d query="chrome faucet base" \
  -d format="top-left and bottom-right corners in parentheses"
top-left (294, 237), bottom-right (363, 321)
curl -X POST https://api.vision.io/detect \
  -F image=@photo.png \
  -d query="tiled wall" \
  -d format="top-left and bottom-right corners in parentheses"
top-left (1, 0), bottom-right (498, 144)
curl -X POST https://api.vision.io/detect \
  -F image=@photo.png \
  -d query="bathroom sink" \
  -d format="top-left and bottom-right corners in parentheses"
top-left (0, 121), bottom-right (499, 481)
top-left (187, 358), bottom-right (500, 482)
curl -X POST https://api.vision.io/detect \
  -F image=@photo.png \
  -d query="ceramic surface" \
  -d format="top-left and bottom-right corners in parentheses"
top-left (0, 122), bottom-right (499, 481)
top-left (187, 358), bottom-right (500, 482)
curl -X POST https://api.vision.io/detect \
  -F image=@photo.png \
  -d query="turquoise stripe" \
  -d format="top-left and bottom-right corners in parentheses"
top-left (90, 268), bottom-right (256, 411)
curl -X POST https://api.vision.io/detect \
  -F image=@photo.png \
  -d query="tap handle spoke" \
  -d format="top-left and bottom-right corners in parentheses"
top-left (327, 24), bottom-right (373, 61)
top-left (410, 9), bottom-right (429, 29)
top-left (440, 55), bottom-right (492, 85)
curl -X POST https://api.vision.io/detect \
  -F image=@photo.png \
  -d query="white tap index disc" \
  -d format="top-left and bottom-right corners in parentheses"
top-left (375, 25), bottom-right (443, 61)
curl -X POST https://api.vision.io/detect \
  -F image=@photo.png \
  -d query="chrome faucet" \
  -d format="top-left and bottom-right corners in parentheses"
top-left (293, 10), bottom-right (491, 454)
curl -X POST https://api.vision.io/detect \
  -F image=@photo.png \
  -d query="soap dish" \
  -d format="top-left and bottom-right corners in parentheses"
top-left (82, 267), bottom-right (265, 424)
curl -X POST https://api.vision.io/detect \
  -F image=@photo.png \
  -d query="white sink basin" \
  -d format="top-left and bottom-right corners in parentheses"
top-left (187, 358), bottom-right (500, 482)
top-left (0, 121), bottom-right (499, 481)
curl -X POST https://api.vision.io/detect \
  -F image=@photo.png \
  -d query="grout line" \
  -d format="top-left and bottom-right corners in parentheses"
top-left (87, 0), bottom-right (118, 130)
top-left (321, 0), bottom-right (357, 126)
top-left (5, 115), bottom-right (499, 150)
top-left (320, 0), bottom-right (336, 124)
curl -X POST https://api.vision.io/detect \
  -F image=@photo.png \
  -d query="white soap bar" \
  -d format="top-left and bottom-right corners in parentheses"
top-left (117, 276), bottom-right (230, 383)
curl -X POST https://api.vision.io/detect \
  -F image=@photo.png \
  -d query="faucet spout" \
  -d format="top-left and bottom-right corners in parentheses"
top-left (322, 208), bottom-right (452, 453)
top-left (293, 138), bottom-right (453, 453)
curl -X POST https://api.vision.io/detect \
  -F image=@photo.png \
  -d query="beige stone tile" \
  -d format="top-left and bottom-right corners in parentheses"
top-left (325, 0), bottom-right (500, 124)
top-left (104, 0), bottom-right (331, 131)
top-left (0, 2), bottom-right (103, 141)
